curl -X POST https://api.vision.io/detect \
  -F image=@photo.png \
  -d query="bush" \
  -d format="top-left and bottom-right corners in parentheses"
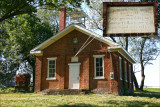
top-left (0, 87), bottom-right (15, 94)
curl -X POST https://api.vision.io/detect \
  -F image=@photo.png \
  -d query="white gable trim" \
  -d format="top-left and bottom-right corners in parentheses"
top-left (108, 46), bottom-right (136, 64)
top-left (30, 50), bottom-right (43, 56)
top-left (30, 24), bottom-right (119, 54)
top-left (30, 24), bottom-right (136, 63)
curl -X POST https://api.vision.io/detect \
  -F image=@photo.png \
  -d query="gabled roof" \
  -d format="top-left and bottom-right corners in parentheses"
top-left (30, 24), bottom-right (119, 55)
top-left (30, 24), bottom-right (136, 63)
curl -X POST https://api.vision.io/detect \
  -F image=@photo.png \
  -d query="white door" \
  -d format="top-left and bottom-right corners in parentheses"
top-left (68, 63), bottom-right (81, 89)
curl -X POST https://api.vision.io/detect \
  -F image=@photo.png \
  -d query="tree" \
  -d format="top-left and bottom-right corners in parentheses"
top-left (37, 8), bottom-right (59, 33)
top-left (0, 14), bottom-right (54, 86)
top-left (130, 37), bottom-right (160, 90)
top-left (0, 0), bottom-right (36, 22)
top-left (0, 0), bottom-right (90, 22)
top-left (86, 0), bottom-right (116, 42)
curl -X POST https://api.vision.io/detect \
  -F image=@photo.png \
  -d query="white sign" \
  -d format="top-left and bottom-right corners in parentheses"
top-left (106, 6), bottom-right (155, 34)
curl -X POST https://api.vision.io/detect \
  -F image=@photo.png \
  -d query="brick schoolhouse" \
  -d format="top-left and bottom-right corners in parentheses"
top-left (30, 7), bottom-right (136, 95)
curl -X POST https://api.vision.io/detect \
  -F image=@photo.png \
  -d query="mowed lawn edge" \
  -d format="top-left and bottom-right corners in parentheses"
top-left (0, 88), bottom-right (160, 107)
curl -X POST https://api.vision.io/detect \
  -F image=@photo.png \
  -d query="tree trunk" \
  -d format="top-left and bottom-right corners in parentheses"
top-left (139, 38), bottom-right (146, 91)
top-left (139, 63), bottom-right (145, 90)
top-left (125, 37), bottom-right (128, 51)
top-left (133, 73), bottom-right (139, 90)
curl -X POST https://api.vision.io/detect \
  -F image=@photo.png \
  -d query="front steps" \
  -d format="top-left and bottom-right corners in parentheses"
top-left (38, 89), bottom-right (90, 95)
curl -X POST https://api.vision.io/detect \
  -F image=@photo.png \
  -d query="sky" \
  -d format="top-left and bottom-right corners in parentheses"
top-left (82, 2), bottom-right (160, 88)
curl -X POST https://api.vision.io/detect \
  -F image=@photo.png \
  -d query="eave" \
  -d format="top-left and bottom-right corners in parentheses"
top-left (108, 46), bottom-right (136, 64)
top-left (30, 50), bottom-right (43, 56)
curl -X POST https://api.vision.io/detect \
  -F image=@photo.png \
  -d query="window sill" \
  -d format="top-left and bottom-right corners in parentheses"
top-left (93, 77), bottom-right (105, 79)
top-left (46, 78), bottom-right (56, 80)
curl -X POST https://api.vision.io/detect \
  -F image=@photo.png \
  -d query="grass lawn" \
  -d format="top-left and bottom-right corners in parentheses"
top-left (0, 88), bottom-right (160, 107)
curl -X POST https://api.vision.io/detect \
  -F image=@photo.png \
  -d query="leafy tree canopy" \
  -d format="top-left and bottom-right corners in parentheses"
top-left (0, 14), bottom-right (54, 84)
top-left (0, 0), bottom-right (90, 22)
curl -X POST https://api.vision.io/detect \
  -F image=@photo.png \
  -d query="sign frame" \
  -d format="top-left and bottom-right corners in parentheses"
top-left (103, 2), bottom-right (158, 37)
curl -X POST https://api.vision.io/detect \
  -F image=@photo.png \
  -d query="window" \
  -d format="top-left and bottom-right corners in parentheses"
top-left (47, 57), bottom-right (57, 80)
top-left (119, 57), bottom-right (122, 80)
top-left (124, 61), bottom-right (127, 82)
top-left (93, 55), bottom-right (105, 79)
top-left (129, 64), bottom-right (132, 83)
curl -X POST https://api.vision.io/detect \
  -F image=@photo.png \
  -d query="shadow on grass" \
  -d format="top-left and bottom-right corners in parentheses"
top-left (132, 90), bottom-right (160, 99)
top-left (105, 100), bottom-right (159, 107)
top-left (51, 100), bottom-right (159, 107)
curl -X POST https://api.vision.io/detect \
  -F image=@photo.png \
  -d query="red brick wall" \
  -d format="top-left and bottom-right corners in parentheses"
top-left (118, 53), bottom-right (134, 94)
top-left (89, 53), bottom-right (110, 92)
top-left (35, 56), bottom-right (42, 92)
top-left (34, 30), bottom-right (134, 94)
top-left (111, 52), bottom-right (119, 93)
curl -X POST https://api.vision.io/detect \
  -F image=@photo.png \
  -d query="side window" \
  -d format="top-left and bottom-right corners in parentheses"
top-left (119, 57), bottom-right (122, 80)
top-left (124, 61), bottom-right (127, 82)
top-left (47, 57), bottom-right (57, 80)
top-left (93, 55), bottom-right (105, 78)
top-left (129, 64), bottom-right (132, 83)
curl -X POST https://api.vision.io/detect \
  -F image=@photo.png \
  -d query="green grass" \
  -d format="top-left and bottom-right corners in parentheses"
top-left (0, 88), bottom-right (160, 107)
top-left (143, 88), bottom-right (160, 92)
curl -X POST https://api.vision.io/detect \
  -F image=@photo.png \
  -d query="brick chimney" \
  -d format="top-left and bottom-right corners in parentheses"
top-left (59, 6), bottom-right (66, 31)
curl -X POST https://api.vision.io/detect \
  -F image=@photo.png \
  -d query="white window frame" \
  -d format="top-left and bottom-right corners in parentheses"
top-left (119, 57), bottom-right (122, 80)
top-left (129, 64), bottom-right (132, 83)
top-left (46, 57), bottom-right (57, 80)
top-left (124, 61), bottom-right (128, 82)
top-left (93, 55), bottom-right (105, 79)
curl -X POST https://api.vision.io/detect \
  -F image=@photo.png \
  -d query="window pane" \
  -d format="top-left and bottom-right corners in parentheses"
top-left (49, 73), bottom-right (55, 77)
top-left (96, 72), bottom-right (99, 76)
top-left (52, 69), bottom-right (55, 73)
top-left (49, 71), bottom-right (55, 77)
top-left (49, 60), bottom-right (55, 64)
top-left (49, 69), bottom-right (52, 73)
top-left (96, 63), bottom-right (99, 67)
top-left (96, 58), bottom-right (99, 62)
top-left (100, 58), bottom-right (102, 66)
top-left (49, 74), bottom-right (52, 77)
top-left (49, 61), bottom-right (52, 64)
top-left (51, 64), bottom-right (55, 68)
top-left (100, 72), bottom-right (103, 76)
top-left (100, 67), bottom-right (102, 72)
top-left (49, 65), bottom-right (52, 68)
top-left (96, 68), bottom-right (99, 72)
